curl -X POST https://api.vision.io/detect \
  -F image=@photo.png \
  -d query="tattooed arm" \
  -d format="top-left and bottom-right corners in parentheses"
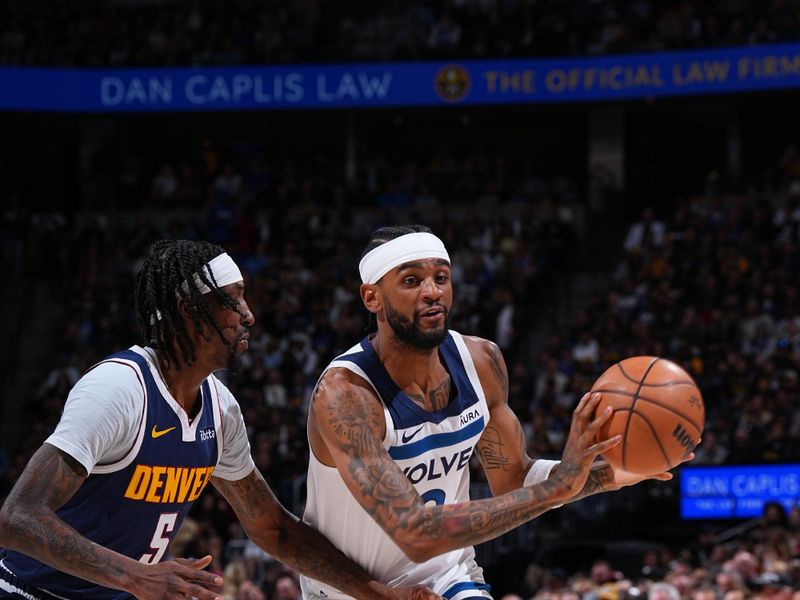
top-left (474, 408), bottom-right (635, 501)
top-left (471, 336), bottom-right (530, 494)
top-left (211, 469), bottom-right (437, 599)
top-left (311, 369), bottom-right (619, 563)
top-left (0, 444), bottom-right (223, 600)
top-left (562, 456), bottom-right (685, 502)
top-left (467, 337), bottom-right (559, 495)
top-left (464, 337), bottom-right (683, 501)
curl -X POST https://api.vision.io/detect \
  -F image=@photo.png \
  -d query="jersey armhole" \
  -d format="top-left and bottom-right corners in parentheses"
top-left (92, 359), bottom-right (148, 474)
top-left (449, 333), bottom-right (492, 427)
top-left (210, 376), bottom-right (225, 466)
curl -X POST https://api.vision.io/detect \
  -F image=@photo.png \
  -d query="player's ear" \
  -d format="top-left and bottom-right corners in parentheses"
top-left (360, 283), bottom-right (382, 315)
top-left (176, 296), bottom-right (190, 320)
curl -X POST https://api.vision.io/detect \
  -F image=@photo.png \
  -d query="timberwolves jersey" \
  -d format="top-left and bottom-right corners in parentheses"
top-left (2, 346), bottom-right (223, 600)
top-left (301, 330), bottom-right (493, 600)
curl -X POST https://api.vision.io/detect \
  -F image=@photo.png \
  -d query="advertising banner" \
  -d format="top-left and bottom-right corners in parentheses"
top-left (2, 43), bottom-right (800, 112)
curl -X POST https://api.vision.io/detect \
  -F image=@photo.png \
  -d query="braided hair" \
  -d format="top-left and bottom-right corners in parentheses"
top-left (360, 224), bottom-right (433, 261)
top-left (135, 239), bottom-right (241, 371)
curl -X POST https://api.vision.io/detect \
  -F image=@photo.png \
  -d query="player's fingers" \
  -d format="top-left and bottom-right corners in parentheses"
top-left (574, 392), bottom-right (592, 414)
top-left (588, 405), bottom-right (613, 437)
top-left (174, 555), bottom-right (214, 570)
top-left (648, 472), bottom-right (673, 481)
top-left (571, 393), bottom-right (599, 431)
top-left (184, 582), bottom-right (223, 600)
top-left (575, 393), bottom-right (604, 433)
top-left (577, 392), bottom-right (603, 421)
top-left (587, 434), bottom-right (621, 457)
top-left (669, 452), bottom-right (696, 468)
top-left (175, 564), bottom-right (223, 591)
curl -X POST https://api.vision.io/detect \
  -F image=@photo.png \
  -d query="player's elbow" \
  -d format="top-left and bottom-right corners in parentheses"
top-left (0, 502), bottom-right (9, 545)
top-left (395, 534), bottom-right (441, 564)
top-left (399, 542), bottom-right (433, 564)
top-left (0, 499), bottom-right (27, 547)
top-left (0, 497), bottom-right (54, 550)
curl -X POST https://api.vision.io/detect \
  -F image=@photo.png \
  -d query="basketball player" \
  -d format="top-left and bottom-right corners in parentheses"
top-left (0, 240), bottom-right (438, 600)
top-left (302, 226), bottom-right (691, 599)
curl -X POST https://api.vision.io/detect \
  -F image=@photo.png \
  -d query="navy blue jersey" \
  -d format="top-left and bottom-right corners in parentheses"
top-left (3, 348), bottom-right (222, 600)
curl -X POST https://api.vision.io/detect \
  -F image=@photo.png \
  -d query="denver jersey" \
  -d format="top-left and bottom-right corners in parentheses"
top-left (2, 347), bottom-right (223, 600)
top-left (301, 330), bottom-right (492, 600)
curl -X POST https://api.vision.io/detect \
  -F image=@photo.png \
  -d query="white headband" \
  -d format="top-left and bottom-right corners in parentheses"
top-left (359, 232), bottom-right (451, 284)
top-left (180, 252), bottom-right (243, 296)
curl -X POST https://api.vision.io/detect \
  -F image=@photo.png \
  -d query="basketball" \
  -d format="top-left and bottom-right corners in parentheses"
top-left (590, 356), bottom-right (704, 476)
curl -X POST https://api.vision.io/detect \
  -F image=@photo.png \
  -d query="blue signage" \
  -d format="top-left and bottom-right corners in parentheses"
top-left (680, 464), bottom-right (800, 519)
top-left (2, 43), bottom-right (800, 112)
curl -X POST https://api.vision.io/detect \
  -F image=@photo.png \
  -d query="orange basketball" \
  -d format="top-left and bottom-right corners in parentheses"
top-left (590, 356), bottom-right (704, 476)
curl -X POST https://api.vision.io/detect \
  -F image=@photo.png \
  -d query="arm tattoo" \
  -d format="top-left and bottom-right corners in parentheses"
top-left (474, 426), bottom-right (511, 471)
top-left (487, 343), bottom-right (509, 398)
top-left (570, 463), bottom-right (615, 502)
top-left (0, 445), bottom-right (128, 587)
top-left (325, 388), bottom-right (571, 556)
top-left (213, 469), bottom-right (274, 523)
top-left (214, 469), bottom-right (383, 595)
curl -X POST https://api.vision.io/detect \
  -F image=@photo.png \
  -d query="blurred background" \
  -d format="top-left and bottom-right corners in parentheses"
top-left (1, 1), bottom-right (799, 598)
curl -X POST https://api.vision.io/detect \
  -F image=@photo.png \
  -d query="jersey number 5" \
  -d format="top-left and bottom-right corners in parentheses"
top-left (140, 513), bottom-right (179, 564)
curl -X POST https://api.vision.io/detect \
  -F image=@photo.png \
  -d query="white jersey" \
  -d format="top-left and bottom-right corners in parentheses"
top-left (301, 331), bottom-right (493, 600)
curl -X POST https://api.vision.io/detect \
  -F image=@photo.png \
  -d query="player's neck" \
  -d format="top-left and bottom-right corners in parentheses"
top-left (155, 350), bottom-right (207, 416)
top-left (372, 331), bottom-right (443, 390)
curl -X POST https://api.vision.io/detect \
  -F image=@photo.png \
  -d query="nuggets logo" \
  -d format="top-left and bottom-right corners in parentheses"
top-left (434, 64), bottom-right (471, 102)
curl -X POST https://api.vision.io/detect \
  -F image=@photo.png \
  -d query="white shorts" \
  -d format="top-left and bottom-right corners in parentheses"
top-left (301, 554), bottom-right (493, 600)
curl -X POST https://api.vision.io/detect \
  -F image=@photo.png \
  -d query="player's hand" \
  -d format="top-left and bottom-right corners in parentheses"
top-left (609, 451), bottom-right (696, 489)
top-left (548, 392), bottom-right (621, 502)
top-left (128, 554), bottom-right (223, 600)
top-left (386, 585), bottom-right (443, 600)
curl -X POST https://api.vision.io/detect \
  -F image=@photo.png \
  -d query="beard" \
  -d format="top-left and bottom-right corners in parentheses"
top-left (225, 332), bottom-right (249, 376)
top-left (227, 349), bottom-right (245, 375)
top-left (384, 300), bottom-right (451, 351)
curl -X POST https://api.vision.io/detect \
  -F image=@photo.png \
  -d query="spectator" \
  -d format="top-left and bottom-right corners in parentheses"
top-left (273, 571), bottom-right (301, 600)
top-left (4, 0), bottom-right (800, 67)
top-left (625, 208), bottom-right (666, 254)
top-left (151, 164), bottom-right (178, 203)
top-left (649, 582), bottom-right (681, 600)
top-left (237, 580), bottom-right (266, 600)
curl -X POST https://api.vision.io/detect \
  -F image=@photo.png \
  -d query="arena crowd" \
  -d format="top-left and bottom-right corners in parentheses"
top-left (1, 0), bottom-right (799, 67)
top-left (2, 139), bottom-right (799, 596)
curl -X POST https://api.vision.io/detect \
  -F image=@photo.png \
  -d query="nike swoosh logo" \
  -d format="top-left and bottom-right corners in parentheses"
top-left (151, 425), bottom-right (176, 439)
top-left (401, 426), bottom-right (425, 443)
